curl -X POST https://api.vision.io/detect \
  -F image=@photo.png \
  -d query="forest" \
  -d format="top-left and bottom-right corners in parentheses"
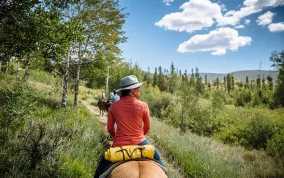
top-left (1, 0), bottom-right (284, 177)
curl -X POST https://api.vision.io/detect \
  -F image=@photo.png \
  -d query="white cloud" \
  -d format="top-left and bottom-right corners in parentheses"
top-left (217, 5), bottom-right (261, 26)
top-left (155, 0), bottom-right (222, 33)
top-left (256, 11), bottom-right (276, 26)
top-left (268, 22), bottom-right (284, 32)
top-left (244, 19), bottom-right (250, 25)
top-left (220, 4), bottom-right (227, 11)
top-left (235, 25), bottom-right (245, 29)
top-left (177, 27), bottom-right (252, 55)
top-left (243, 0), bottom-right (284, 8)
top-left (217, 0), bottom-right (284, 26)
top-left (163, 0), bottom-right (174, 6)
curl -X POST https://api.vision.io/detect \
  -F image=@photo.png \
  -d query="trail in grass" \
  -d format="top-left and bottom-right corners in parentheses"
top-left (81, 100), bottom-right (185, 178)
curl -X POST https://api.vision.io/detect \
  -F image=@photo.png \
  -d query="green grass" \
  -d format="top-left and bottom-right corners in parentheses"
top-left (149, 118), bottom-right (283, 178)
top-left (2, 70), bottom-right (282, 177)
top-left (0, 74), bottom-right (107, 177)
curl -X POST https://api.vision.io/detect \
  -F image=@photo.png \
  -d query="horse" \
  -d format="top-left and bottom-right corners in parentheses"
top-left (102, 160), bottom-right (167, 178)
top-left (97, 99), bottom-right (106, 116)
top-left (105, 99), bottom-right (112, 112)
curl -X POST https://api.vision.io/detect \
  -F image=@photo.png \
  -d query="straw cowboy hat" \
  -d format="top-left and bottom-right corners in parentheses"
top-left (115, 75), bottom-right (144, 92)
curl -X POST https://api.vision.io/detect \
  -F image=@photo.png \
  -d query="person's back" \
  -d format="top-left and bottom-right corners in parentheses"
top-left (112, 94), bottom-right (120, 102)
top-left (109, 91), bottom-right (114, 100)
top-left (101, 90), bottom-right (105, 99)
top-left (108, 95), bottom-right (149, 147)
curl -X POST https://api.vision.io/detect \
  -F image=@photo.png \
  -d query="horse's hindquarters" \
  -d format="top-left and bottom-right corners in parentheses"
top-left (108, 161), bottom-right (167, 178)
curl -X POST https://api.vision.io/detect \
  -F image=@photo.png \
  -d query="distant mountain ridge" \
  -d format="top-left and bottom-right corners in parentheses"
top-left (199, 70), bottom-right (279, 83)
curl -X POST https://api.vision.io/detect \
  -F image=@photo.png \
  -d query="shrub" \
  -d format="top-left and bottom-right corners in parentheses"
top-left (17, 122), bottom-right (74, 170)
top-left (58, 157), bottom-right (86, 178)
top-left (29, 69), bottom-right (59, 86)
top-left (141, 85), bottom-right (174, 118)
top-left (267, 130), bottom-right (284, 157)
top-left (243, 115), bottom-right (274, 150)
top-left (161, 101), bottom-right (181, 127)
top-left (0, 80), bottom-right (37, 138)
top-left (0, 74), bottom-right (106, 177)
top-left (211, 90), bottom-right (225, 111)
top-left (215, 112), bottom-right (275, 151)
top-left (234, 89), bottom-right (251, 107)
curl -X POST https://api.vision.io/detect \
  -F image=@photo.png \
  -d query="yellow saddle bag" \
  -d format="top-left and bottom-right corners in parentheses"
top-left (104, 145), bottom-right (155, 163)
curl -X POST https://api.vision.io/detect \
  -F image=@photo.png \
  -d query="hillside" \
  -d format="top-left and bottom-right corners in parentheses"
top-left (200, 70), bottom-right (279, 83)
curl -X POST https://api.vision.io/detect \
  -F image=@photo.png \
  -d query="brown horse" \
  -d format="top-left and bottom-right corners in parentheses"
top-left (97, 99), bottom-right (106, 116)
top-left (107, 160), bottom-right (167, 178)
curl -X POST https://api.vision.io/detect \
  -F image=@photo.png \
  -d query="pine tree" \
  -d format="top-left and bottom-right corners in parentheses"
top-left (231, 74), bottom-right (235, 90)
top-left (208, 82), bottom-right (211, 91)
top-left (262, 77), bottom-right (266, 90)
top-left (158, 66), bottom-right (167, 91)
top-left (257, 74), bottom-right (261, 88)
top-left (195, 67), bottom-right (204, 94)
top-left (223, 76), bottom-right (227, 90)
top-left (183, 70), bottom-right (188, 83)
top-left (169, 62), bottom-right (180, 93)
top-left (215, 77), bottom-right (220, 89)
top-left (189, 69), bottom-right (195, 86)
top-left (270, 50), bottom-right (284, 106)
top-left (227, 73), bottom-right (232, 94)
top-left (153, 67), bottom-right (158, 87)
top-left (144, 67), bottom-right (153, 85)
top-left (246, 76), bottom-right (249, 88)
top-left (267, 75), bottom-right (273, 91)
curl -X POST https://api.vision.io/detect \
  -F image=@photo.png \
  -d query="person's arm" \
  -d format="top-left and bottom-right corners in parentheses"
top-left (107, 109), bottom-right (116, 137)
top-left (143, 103), bottom-right (151, 135)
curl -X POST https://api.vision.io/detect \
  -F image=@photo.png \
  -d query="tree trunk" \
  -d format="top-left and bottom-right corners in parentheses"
top-left (24, 54), bottom-right (30, 78)
top-left (74, 42), bottom-right (83, 106)
top-left (0, 61), bottom-right (2, 72)
top-left (62, 49), bottom-right (70, 108)
top-left (73, 59), bottom-right (81, 106)
top-left (6, 60), bottom-right (9, 74)
top-left (106, 66), bottom-right (109, 93)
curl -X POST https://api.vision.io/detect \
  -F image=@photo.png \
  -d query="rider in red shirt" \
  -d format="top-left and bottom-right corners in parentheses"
top-left (107, 95), bottom-right (150, 146)
top-left (94, 75), bottom-right (164, 178)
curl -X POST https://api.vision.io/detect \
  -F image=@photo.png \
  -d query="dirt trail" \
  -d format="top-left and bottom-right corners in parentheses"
top-left (81, 100), bottom-right (185, 178)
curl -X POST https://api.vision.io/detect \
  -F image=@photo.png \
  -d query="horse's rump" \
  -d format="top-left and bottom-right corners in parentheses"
top-left (101, 160), bottom-right (167, 178)
top-left (97, 99), bottom-right (106, 109)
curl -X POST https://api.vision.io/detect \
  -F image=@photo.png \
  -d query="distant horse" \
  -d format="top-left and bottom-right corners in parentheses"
top-left (97, 99), bottom-right (106, 116)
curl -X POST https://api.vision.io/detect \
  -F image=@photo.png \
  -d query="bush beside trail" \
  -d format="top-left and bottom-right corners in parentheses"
top-left (141, 86), bottom-right (284, 158)
top-left (149, 118), bottom-right (283, 178)
top-left (0, 76), bottom-right (106, 177)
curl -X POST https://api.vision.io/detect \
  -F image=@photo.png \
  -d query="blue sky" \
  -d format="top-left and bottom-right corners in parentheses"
top-left (118, 0), bottom-right (284, 74)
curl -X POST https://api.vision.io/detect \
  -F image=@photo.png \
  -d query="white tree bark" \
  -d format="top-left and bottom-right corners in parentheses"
top-left (61, 48), bottom-right (70, 108)
top-left (74, 43), bottom-right (82, 106)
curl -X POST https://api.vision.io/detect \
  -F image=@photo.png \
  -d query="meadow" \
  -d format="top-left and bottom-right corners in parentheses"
top-left (1, 70), bottom-right (283, 177)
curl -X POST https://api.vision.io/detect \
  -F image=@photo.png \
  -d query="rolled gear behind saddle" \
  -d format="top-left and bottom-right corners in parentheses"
top-left (104, 145), bottom-right (155, 163)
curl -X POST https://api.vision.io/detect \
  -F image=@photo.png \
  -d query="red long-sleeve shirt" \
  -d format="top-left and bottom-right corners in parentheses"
top-left (107, 96), bottom-right (151, 147)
